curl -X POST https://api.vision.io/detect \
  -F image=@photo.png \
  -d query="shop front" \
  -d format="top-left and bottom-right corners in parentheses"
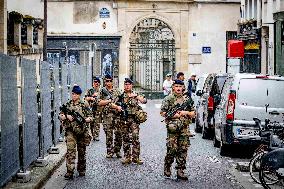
top-left (237, 20), bottom-right (261, 74)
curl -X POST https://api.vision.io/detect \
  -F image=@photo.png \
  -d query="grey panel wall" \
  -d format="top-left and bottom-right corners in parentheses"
top-left (71, 64), bottom-right (92, 96)
top-left (0, 54), bottom-right (20, 187)
top-left (53, 63), bottom-right (61, 143)
top-left (40, 62), bottom-right (52, 154)
top-left (61, 64), bottom-right (69, 104)
top-left (22, 58), bottom-right (39, 169)
top-left (70, 64), bottom-right (76, 87)
top-left (86, 65), bottom-right (92, 90)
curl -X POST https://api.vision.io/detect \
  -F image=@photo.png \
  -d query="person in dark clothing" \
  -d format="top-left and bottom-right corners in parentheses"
top-left (187, 73), bottom-right (197, 97)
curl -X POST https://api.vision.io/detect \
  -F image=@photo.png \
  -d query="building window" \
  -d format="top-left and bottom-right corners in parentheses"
top-left (7, 16), bottom-right (14, 45)
top-left (21, 24), bottom-right (27, 45)
top-left (33, 26), bottom-right (38, 45)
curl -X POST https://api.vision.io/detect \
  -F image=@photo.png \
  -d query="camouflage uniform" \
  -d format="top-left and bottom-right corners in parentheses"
top-left (61, 100), bottom-right (92, 176)
top-left (120, 92), bottom-right (146, 163)
top-left (98, 87), bottom-right (122, 156)
top-left (85, 87), bottom-right (102, 140)
top-left (160, 94), bottom-right (194, 174)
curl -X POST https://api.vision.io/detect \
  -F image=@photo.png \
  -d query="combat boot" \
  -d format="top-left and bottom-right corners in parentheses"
top-left (64, 172), bottom-right (74, 180)
top-left (106, 152), bottom-right (113, 158)
top-left (164, 165), bottom-right (171, 177)
top-left (121, 158), bottom-right (132, 165)
top-left (78, 172), bottom-right (85, 177)
top-left (115, 152), bottom-right (122, 158)
top-left (177, 169), bottom-right (188, 180)
top-left (132, 158), bottom-right (144, 165)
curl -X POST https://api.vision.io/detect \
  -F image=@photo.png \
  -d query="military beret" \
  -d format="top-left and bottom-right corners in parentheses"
top-left (124, 78), bottom-right (133, 84)
top-left (176, 72), bottom-right (184, 79)
top-left (93, 76), bottom-right (100, 83)
top-left (72, 85), bottom-right (82, 94)
top-left (173, 79), bottom-right (184, 85)
top-left (104, 74), bottom-right (112, 80)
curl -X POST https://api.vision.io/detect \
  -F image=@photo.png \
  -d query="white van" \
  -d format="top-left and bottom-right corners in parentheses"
top-left (214, 73), bottom-right (284, 156)
top-left (192, 74), bottom-right (208, 107)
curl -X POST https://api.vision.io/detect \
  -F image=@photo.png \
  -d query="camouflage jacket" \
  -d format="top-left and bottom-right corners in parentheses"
top-left (61, 100), bottom-right (92, 131)
top-left (160, 93), bottom-right (194, 125)
top-left (98, 87), bottom-right (122, 114)
top-left (121, 91), bottom-right (146, 115)
top-left (85, 87), bottom-right (101, 113)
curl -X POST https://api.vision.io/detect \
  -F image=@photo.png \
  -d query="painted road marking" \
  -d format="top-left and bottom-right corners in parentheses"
top-left (242, 173), bottom-right (250, 177)
top-left (155, 104), bottom-right (162, 108)
top-left (253, 183), bottom-right (263, 188)
top-left (208, 156), bottom-right (221, 163)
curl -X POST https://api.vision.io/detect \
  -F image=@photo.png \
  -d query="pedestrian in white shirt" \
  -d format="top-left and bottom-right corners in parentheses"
top-left (163, 73), bottom-right (173, 97)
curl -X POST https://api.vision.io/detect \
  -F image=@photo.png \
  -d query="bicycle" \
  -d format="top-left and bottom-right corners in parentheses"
top-left (259, 121), bottom-right (284, 189)
top-left (249, 118), bottom-right (284, 187)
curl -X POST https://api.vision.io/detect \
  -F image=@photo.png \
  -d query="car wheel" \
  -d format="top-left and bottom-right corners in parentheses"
top-left (195, 115), bottom-right (202, 133)
top-left (220, 141), bottom-right (230, 156)
top-left (213, 135), bottom-right (220, 148)
top-left (202, 126), bottom-right (208, 139)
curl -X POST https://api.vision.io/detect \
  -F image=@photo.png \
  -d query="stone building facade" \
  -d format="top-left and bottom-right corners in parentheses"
top-left (47, 0), bottom-right (240, 91)
top-left (240, 0), bottom-right (284, 75)
top-left (0, 0), bottom-right (44, 61)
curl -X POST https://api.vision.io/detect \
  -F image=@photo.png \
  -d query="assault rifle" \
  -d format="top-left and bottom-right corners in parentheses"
top-left (85, 89), bottom-right (98, 111)
top-left (60, 104), bottom-right (86, 126)
top-left (101, 87), bottom-right (113, 100)
top-left (164, 98), bottom-right (194, 120)
top-left (116, 94), bottom-right (128, 121)
top-left (102, 88), bottom-right (129, 120)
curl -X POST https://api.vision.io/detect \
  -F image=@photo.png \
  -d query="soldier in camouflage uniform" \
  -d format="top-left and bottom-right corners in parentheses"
top-left (59, 85), bottom-right (93, 179)
top-left (98, 74), bottom-right (123, 158)
top-left (120, 78), bottom-right (147, 165)
top-left (85, 77), bottom-right (102, 141)
top-left (160, 80), bottom-right (195, 180)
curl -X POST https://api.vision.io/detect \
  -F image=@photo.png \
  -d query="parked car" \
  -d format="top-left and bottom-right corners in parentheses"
top-left (194, 74), bottom-right (209, 132)
top-left (192, 74), bottom-right (208, 107)
top-left (195, 73), bottom-right (228, 138)
top-left (214, 73), bottom-right (284, 156)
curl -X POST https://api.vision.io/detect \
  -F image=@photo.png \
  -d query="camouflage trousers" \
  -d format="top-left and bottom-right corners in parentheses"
top-left (91, 113), bottom-right (101, 138)
top-left (65, 130), bottom-right (87, 174)
top-left (102, 113), bottom-right (122, 155)
top-left (164, 120), bottom-right (190, 170)
top-left (121, 117), bottom-right (140, 160)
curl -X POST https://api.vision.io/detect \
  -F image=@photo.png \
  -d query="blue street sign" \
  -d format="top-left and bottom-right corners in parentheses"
top-left (202, 47), bottom-right (211, 54)
top-left (100, 8), bottom-right (110, 18)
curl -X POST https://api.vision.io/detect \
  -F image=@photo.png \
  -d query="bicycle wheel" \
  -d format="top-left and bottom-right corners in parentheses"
top-left (259, 165), bottom-right (283, 189)
top-left (249, 151), bottom-right (265, 184)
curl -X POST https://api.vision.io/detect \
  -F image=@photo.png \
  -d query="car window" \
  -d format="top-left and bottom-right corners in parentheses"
top-left (267, 80), bottom-right (284, 108)
top-left (237, 79), bottom-right (284, 108)
top-left (220, 77), bottom-right (233, 107)
top-left (210, 76), bottom-right (227, 96)
top-left (203, 74), bottom-right (215, 93)
top-left (196, 76), bottom-right (206, 91)
top-left (216, 76), bottom-right (227, 92)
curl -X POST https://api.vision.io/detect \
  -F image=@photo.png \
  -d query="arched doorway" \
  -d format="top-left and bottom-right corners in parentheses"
top-left (129, 18), bottom-right (175, 98)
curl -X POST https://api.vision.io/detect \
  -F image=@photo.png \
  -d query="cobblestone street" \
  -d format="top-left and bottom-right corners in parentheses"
top-left (43, 100), bottom-right (245, 189)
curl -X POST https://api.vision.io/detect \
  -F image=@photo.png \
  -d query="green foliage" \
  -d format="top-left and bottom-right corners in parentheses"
top-left (9, 11), bottom-right (23, 24)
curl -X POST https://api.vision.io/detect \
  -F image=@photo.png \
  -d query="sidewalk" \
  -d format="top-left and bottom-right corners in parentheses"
top-left (4, 142), bottom-right (66, 189)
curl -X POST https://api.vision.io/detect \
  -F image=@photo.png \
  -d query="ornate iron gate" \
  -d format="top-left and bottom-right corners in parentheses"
top-left (129, 18), bottom-right (175, 97)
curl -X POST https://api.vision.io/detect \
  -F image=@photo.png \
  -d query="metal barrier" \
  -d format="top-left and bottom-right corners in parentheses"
top-left (0, 54), bottom-right (20, 187)
top-left (0, 53), bottom-right (92, 187)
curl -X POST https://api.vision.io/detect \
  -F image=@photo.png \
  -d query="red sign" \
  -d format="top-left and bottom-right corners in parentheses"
top-left (227, 40), bottom-right (244, 58)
